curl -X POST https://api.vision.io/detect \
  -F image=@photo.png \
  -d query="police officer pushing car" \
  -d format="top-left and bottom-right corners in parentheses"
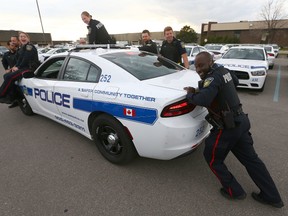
top-left (184, 51), bottom-right (284, 208)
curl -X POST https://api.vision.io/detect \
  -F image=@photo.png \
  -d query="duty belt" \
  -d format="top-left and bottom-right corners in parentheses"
top-left (232, 107), bottom-right (243, 116)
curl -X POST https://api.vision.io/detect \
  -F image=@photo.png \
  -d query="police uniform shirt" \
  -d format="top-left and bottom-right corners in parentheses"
top-left (87, 19), bottom-right (113, 44)
top-left (186, 64), bottom-right (240, 113)
top-left (138, 40), bottom-right (158, 54)
top-left (1, 50), bottom-right (17, 70)
top-left (160, 37), bottom-right (186, 64)
top-left (16, 43), bottom-right (39, 70)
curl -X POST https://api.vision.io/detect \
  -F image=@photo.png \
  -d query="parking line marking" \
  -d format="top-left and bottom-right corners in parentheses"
top-left (273, 65), bottom-right (281, 102)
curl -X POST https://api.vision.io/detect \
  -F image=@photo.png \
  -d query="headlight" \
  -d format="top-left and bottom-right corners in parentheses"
top-left (251, 70), bottom-right (266, 76)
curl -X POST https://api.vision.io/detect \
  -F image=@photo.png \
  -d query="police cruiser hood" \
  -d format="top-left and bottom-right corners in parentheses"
top-left (216, 59), bottom-right (268, 70)
top-left (142, 69), bottom-right (200, 91)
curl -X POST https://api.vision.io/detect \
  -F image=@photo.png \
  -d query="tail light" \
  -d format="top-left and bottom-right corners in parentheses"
top-left (161, 99), bottom-right (196, 117)
top-left (268, 53), bottom-right (274, 57)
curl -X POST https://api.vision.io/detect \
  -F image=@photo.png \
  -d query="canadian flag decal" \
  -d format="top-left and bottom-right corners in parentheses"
top-left (124, 108), bottom-right (136, 117)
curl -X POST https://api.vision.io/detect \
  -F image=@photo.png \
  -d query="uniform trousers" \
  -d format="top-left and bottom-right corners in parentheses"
top-left (0, 69), bottom-right (29, 98)
top-left (203, 113), bottom-right (282, 203)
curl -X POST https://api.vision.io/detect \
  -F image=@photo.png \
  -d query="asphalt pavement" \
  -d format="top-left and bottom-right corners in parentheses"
top-left (0, 58), bottom-right (287, 216)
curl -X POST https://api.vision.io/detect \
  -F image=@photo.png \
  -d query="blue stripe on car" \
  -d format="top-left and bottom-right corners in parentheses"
top-left (73, 98), bottom-right (158, 125)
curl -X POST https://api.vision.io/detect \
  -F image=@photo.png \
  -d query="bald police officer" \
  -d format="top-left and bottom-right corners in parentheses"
top-left (184, 52), bottom-right (284, 208)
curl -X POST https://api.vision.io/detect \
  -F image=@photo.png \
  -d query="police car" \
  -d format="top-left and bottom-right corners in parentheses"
top-left (17, 45), bottom-right (210, 164)
top-left (185, 44), bottom-right (211, 69)
top-left (215, 46), bottom-right (269, 91)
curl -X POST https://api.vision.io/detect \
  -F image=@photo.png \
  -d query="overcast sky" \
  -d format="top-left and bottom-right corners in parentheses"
top-left (1, 0), bottom-right (287, 41)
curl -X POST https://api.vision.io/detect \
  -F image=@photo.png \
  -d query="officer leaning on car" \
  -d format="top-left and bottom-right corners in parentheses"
top-left (184, 51), bottom-right (284, 208)
top-left (0, 31), bottom-right (40, 105)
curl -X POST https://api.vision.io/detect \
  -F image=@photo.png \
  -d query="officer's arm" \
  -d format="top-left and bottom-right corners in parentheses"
top-left (186, 77), bottom-right (219, 107)
top-left (181, 53), bottom-right (189, 69)
top-left (1, 55), bottom-right (9, 70)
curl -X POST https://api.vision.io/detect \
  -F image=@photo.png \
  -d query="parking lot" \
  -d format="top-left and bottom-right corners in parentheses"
top-left (0, 57), bottom-right (287, 216)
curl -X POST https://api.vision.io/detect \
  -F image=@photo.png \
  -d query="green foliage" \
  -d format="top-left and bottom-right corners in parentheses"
top-left (176, 25), bottom-right (198, 43)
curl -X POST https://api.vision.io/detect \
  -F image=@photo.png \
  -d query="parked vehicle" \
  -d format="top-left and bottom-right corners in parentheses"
top-left (17, 45), bottom-right (210, 164)
top-left (216, 46), bottom-right (269, 91)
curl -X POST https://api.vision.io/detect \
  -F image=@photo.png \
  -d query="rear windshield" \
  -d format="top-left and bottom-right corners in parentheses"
top-left (101, 51), bottom-right (184, 80)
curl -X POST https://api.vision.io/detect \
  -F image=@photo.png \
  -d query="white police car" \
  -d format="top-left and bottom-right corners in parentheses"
top-left (216, 46), bottom-right (269, 91)
top-left (17, 45), bottom-right (210, 164)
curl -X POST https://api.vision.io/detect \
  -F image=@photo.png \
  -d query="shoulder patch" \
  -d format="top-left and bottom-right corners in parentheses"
top-left (203, 77), bottom-right (214, 88)
top-left (26, 45), bottom-right (32, 51)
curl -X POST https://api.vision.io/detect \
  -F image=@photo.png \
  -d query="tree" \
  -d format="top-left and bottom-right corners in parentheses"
top-left (260, 0), bottom-right (288, 43)
top-left (176, 25), bottom-right (198, 43)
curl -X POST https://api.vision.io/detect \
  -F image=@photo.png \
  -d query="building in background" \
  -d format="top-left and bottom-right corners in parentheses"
top-left (201, 19), bottom-right (288, 47)
top-left (0, 30), bottom-right (52, 46)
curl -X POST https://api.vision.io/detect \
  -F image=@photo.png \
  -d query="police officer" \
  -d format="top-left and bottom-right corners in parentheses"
top-left (160, 26), bottom-right (189, 68)
top-left (138, 30), bottom-right (158, 54)
top-left (0, 31), bottom-right (39, 104)
top-left (184, 52), bottom-right (284, 208)
top-left (1, 41), bottom-right (17, 73)
top-left (81, 11), bottom-right (115, 45)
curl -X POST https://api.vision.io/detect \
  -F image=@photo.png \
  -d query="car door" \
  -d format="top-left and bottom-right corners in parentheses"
top-left (54, 57), bottom-right (101, 135)
top-left (24, 57), bottom-right (65, 119)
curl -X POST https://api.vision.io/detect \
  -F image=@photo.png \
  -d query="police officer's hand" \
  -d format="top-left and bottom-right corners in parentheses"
top-left (183, 86), bottom-right (196, 93)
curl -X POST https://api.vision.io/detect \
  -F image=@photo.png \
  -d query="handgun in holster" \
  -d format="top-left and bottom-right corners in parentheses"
top-left (205, 114), bottom-right (224, 129)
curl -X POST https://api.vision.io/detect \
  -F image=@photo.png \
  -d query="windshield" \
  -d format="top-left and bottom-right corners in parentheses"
top-left (204, 45), bottom-right (222, 50)
top-left (101, 51), bottom-right (184, 80)
top-left (222, 48), bottom-right (265, 61)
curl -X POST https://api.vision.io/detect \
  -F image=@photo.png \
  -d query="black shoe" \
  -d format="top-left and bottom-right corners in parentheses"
top-left (251, 192), bottom-right (284, 208)
top-left (220, 188), bottom-right (247, 200)
top-left (8, 101), bottom-right (18, 108)
top-left (0, 97), bottom-right (12, 104)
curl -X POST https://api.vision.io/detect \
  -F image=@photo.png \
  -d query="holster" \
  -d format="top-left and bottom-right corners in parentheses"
top-left (205, 114), bottom-right (224, 129)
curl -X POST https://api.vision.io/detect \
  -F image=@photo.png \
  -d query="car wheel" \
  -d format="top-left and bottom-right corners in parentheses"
top-left (18, 96), bottom-right (34, 116)
top-left (92, 114), bottom-right (137, 164)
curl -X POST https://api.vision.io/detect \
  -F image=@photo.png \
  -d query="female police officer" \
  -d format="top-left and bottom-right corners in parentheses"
top-left (0, 31), bottom-right (39, 104)
top-left (81, 11), bottom-right (114, 45)
top-left (184, 51), bottom-right (284, 208)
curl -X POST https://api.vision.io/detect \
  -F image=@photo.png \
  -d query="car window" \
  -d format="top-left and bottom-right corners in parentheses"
top-left (223, 48), bottom-right (265, 60)
top-left (186, 47), bottom-right (192, 56)
top-left (192, 47), bottom-right (200, 56)
top-left (35, 57), bottom-right (65, 79)
top-left (63, 58), bottom-right (100, 82)
top-left (199, 47), bottom-right (206, 52)
top-left (102, 52), bottom-right (183, 81)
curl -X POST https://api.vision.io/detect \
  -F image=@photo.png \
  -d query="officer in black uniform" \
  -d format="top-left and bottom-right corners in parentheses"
top-left (1, 41), bottom-right (18, 73)
top-left (0, 32), bottom-right (39, 104)
top-left (160, 26), bottom-right (189, 68)
top-left (184, 51), bottom-right (284, 208)
top-left (138, 29), bottom-right (158, 54)
top-left (81, 11), bottom-right (115, 44)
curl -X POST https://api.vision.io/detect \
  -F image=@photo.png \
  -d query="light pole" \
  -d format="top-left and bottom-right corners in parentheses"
top-left (36, 0), bottom-right (46, 45)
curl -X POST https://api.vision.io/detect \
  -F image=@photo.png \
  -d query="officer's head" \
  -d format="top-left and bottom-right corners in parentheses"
top-left (18, 31), bottom-right (30, 45)
top-left (141, 30), bottom-right (151, 43)
top-left (194, 52), bottom-right (214, 80)
top-left (10, 36), bottom-right (20, 48)
top-left (163, 26), bottom-right (174, 43)
top-left (7, 41), bottom-right (17, 52)
top-left (81, 11), bottom-right (92, 25)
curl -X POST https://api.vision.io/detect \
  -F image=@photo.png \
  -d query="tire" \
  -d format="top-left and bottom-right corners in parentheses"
top-left (92, 114), bottom-right (137, 164)
top-left (18, 96), bottom-right (34, 116)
